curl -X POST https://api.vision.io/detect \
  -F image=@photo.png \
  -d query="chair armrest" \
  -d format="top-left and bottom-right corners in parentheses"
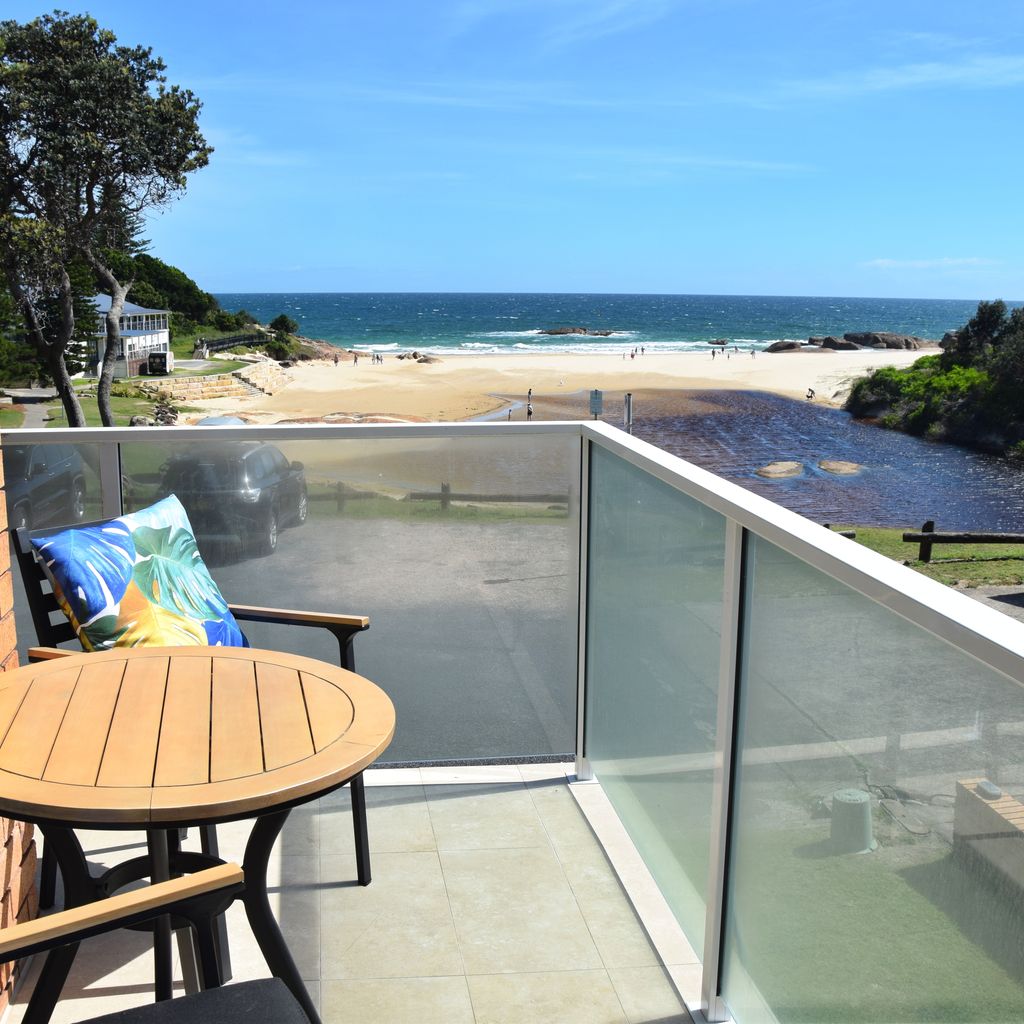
top-left (27, 647), bottom-right (76, 662)
top-left (228, 606), bottom-right (369, 671)
top-left (227, 605), bottom-right (369, 631)
top-left (0, 863), bottom-right (244, 961)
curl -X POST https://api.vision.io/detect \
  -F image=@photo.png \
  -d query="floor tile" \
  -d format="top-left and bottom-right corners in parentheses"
top-left (526, 777), bottom-right (601, 850)
top-left (425, 783), bottom-right (548, 850)
top-left (556, 840), bottom-right (630, 902)
top-left (609, 966), bottom-right (693, 1024)
top-left (321, 976), bottom-right (474, 1024)
top-left (321, 851), bottom-right (462, 980)
top-left (441, 846), bottom-right (603, 975)
top-left (321, 785), bottom-right (436, 854)
top-left (577, 894), bottom-right (661, 969)
top-left (468, 969), bottom-right (628, 1024)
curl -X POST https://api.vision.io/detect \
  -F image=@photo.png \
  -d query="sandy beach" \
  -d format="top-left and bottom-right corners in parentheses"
top-left (189, 348), bottom-right (928, 423)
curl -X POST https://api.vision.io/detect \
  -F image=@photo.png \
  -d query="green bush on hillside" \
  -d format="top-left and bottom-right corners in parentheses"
top-left (846, 301), bottom-right (1024, 453)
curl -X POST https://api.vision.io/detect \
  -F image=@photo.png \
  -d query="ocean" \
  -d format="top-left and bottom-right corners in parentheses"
top-left (212, 292), bottom-right (1001, 355)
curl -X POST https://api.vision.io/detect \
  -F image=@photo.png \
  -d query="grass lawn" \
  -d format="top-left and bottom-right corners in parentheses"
top-left (170, 327), bottom-right (257, 360)
top-left (729, 825), bottom-right (1024, 1022)
top-left (44, 394), bottom-right (203, 428)
top-left (169, 360), bottom-right (246, 376)
top-left (837, 525), bottom-right (1024, 586)
top-left (0, 405), bottom-right (25, 429)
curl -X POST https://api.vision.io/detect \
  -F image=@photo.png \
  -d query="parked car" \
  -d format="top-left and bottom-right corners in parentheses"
top-left (3, 444), bottom-right (87, 531)
top-left (159, 442), bottom-right (307, 555)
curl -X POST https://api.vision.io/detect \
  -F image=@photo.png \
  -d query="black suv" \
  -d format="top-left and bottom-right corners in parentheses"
top-left (4, 444), bottom-right (88, 531)
top-left (159, 442), bottom-right (308, 556)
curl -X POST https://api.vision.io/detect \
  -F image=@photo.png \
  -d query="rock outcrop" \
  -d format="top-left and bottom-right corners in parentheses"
top-left (819, 459), bottom-right (862, 475)
top-left (842, 332), bottom-right (930, 350)
top-left (756, 461), bottom-right (803, 478)
top-left (765, 341), bottom-right (804, 353)
top-left (539, 327), bottom-right (614, 336)
top-left (823, 337), bottom-right (862, 350)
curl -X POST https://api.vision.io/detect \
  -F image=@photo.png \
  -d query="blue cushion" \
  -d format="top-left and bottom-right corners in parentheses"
top-left (31, 495), bottom-right (247, 651)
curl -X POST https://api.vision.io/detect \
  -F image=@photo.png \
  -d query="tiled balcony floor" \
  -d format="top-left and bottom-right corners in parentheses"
top-left (11, 766), bottom-right (694, 1024)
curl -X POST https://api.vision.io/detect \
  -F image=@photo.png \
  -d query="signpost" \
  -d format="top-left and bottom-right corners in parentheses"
top-left (624, 392), bottom-right (634, 434)
top-left (590, 389), bottom-right (603, 419)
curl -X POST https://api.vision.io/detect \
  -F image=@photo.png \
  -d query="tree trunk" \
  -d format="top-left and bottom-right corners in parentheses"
top-left (86, 252), bottom-right (132, 427)
top-left (4, 265), bottom-right (86, 427)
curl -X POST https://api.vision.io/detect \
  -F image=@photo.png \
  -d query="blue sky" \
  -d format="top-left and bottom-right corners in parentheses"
top-left (9, 1), bottom-right (1024, 297)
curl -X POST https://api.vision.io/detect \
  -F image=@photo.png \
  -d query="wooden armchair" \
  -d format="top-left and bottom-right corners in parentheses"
top-left (12, 525), bottom-right (374, 913)
top-left (1, 864), bottom-right (311, 1023)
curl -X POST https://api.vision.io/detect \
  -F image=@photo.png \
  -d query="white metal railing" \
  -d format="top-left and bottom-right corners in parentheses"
top-left (6, 420), bottom-right (1024, 1024)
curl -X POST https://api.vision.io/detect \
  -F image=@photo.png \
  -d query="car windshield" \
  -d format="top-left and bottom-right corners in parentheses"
top-left (163, 453), bottom-right (242, 492)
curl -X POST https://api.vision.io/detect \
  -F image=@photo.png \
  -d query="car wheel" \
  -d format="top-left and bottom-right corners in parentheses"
top-left (296, 488), bottom-right (308, 525)
top-left (11, 504), bottom-right (29, 532)
top-left (70, 480), bottom-right (86, 521)
top-left (257, 507), bottom-right (279, 555)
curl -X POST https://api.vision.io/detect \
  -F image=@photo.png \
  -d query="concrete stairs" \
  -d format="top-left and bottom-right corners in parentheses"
top-left (143, 361), bottom-right (291, 403)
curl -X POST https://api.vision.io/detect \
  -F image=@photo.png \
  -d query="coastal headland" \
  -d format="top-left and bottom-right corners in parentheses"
top-left (186, 347), bottom-right (929, 424)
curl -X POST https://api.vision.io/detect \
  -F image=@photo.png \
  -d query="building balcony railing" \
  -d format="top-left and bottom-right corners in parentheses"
top-left (4, 421), bottom-right (1024, 1024)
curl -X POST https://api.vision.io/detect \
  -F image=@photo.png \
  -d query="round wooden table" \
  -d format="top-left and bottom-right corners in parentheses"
top-left (0, 646), bottom-right (395, 1024)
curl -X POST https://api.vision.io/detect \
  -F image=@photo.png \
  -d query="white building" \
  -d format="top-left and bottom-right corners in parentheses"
top-left (90, 294), bottom-right (171, 378)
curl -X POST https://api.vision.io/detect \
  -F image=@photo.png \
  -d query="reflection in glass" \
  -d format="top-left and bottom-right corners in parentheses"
top-left (121, 432), bottom-right (581, 762)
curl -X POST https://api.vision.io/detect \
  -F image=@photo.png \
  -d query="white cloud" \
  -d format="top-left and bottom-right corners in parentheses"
top-left (770, 54), bottom-right (1024, 103)
top-left (863, 257), bottom-right (997, 270)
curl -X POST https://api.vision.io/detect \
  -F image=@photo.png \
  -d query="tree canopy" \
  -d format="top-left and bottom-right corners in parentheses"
top-left (0, 11), bottom-right (211, 424)
top-left (846, 301), bottom-right (1024, 455)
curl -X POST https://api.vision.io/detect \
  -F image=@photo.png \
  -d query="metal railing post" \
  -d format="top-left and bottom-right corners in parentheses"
top-left (701, 519), bottom-right (745, 1022)
top-left (575, 432), bottom-right (593, 781)
top-left (99, 441), bottom-right (124, 518)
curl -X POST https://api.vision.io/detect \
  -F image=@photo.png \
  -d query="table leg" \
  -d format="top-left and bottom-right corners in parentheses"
top-left (199, 824), bottom-right (232, 982)
top-left (21, 826), bottom-right (95, 1024)
top-left (147, 830), bottom-right (173, 1002)
top-left (242, 810), bottom-right (321, 1024)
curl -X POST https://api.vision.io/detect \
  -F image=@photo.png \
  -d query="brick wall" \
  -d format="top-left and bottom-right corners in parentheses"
top-left (0, 439), bottom-right (36, 1015)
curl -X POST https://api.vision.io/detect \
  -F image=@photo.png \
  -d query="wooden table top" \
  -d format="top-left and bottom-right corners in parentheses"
top-left (0, 647), bottom-right (395, 828)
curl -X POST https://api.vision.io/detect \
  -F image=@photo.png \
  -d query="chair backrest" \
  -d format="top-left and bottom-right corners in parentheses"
top-left (12, 521), bottom-right (111, 649)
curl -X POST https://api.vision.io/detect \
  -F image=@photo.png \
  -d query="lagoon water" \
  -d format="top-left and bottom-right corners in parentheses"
top-left (630, 390), bottom-right (1024, 531)
top-left (214, 291), bottom-right (996, 355)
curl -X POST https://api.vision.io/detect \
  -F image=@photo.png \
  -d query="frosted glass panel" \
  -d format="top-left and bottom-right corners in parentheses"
top-left (114, 431), bottom-right (581, 762)
top-left (723, 535), bottom-right (1024, 1023)
top-left (586, 445), bottom-right (725, 954)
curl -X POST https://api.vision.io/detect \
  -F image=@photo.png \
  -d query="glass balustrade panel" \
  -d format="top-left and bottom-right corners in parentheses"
top-left (585, 444), bottom-right (726, 955)
top-left (117, 431), bottom-right (581, 762)
top-left (722, 534), bottom-right (1024, 1024)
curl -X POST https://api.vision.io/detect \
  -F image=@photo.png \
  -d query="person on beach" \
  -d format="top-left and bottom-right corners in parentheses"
top-left (527, 401), bottom-right (534, 420)
top-left (711, 348), bottom-right (716, 360)
top-left (806, 388), bottom-right (815, 400)
top-left (334, 353), bottom-right (339, 366)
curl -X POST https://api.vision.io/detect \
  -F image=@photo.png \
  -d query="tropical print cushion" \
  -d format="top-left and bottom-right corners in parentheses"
top-left (30, 494), bottom-right (247, 651)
